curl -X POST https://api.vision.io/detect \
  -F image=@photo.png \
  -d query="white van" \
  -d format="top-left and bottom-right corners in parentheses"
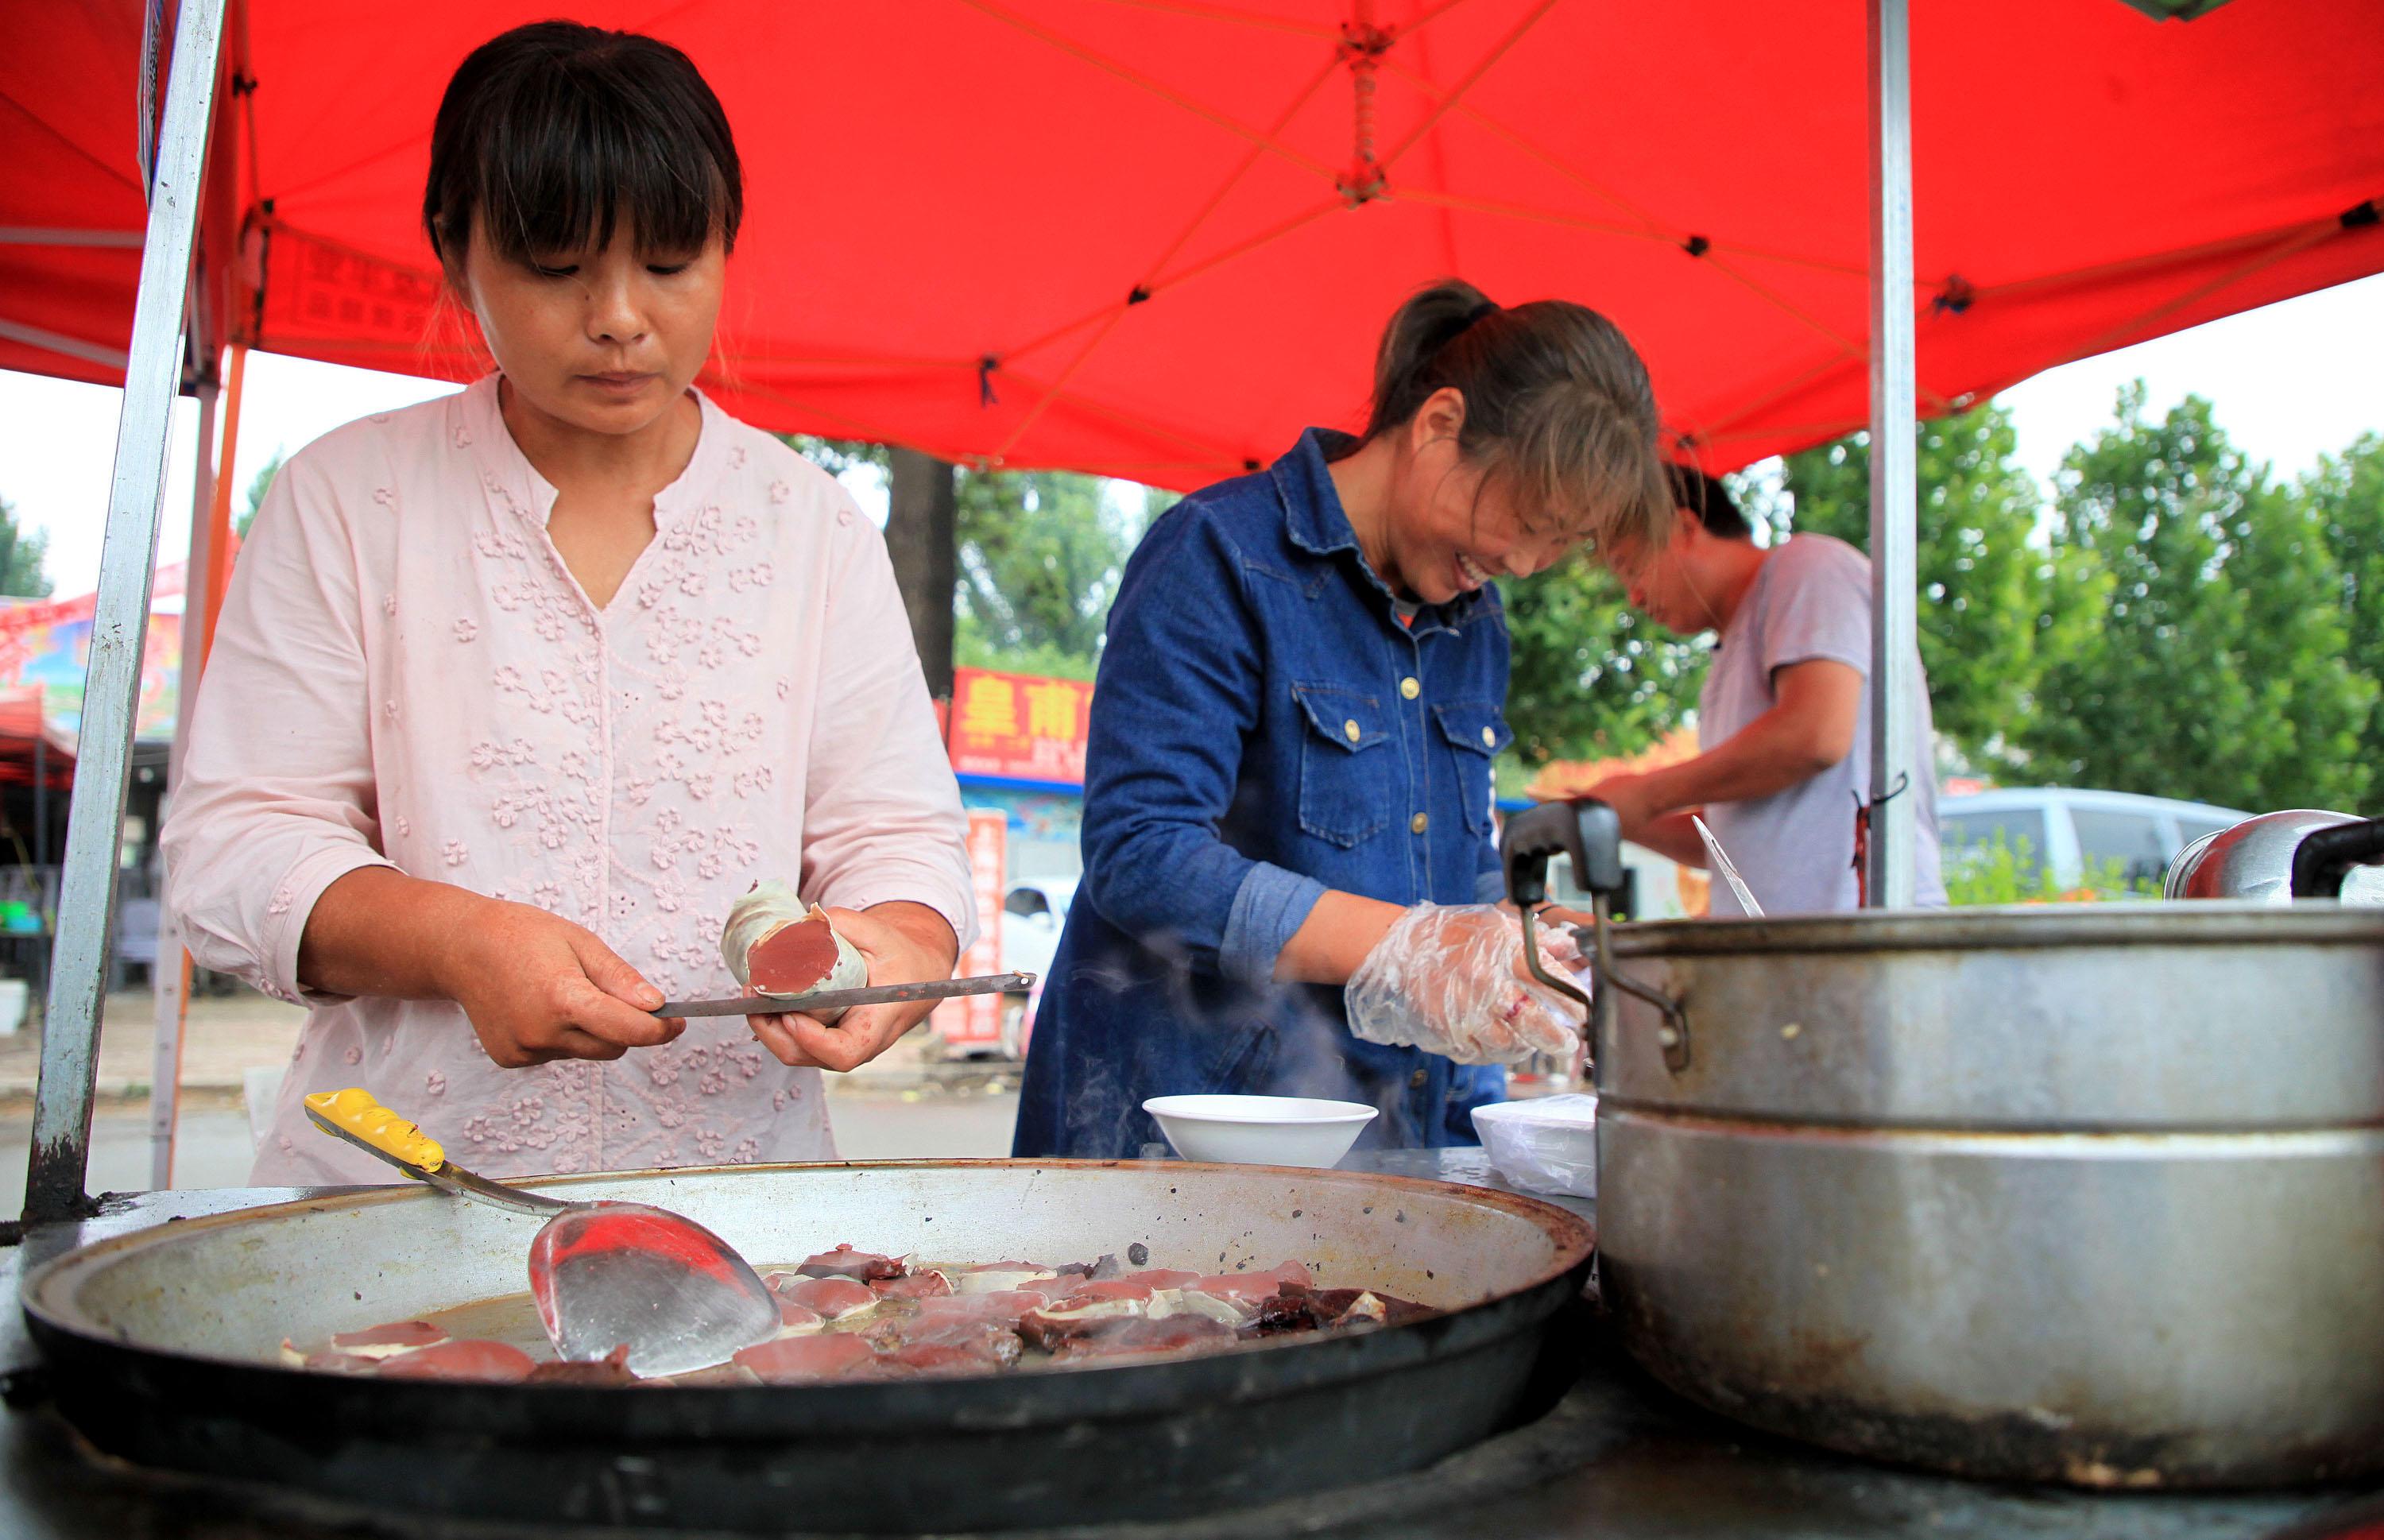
top-left (1937, 788), bottom-right (2247, 894)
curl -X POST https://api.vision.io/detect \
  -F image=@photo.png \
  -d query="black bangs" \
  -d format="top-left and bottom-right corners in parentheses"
top-left (424, 21), bottom-right (743, 269)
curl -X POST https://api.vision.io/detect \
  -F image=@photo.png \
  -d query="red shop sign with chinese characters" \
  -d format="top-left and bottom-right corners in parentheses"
top-left (946, 667), bottom-right (1092, 786)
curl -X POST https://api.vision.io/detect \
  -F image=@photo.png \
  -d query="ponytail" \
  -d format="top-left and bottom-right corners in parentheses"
top-left (1359, 278), bottom-right (1668, 552)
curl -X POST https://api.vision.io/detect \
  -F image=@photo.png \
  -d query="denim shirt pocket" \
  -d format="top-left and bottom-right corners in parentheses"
top-left (1293, 682), bottom-right (1395, 848)
top-left (1433, 700), bottom-right (1511, 835)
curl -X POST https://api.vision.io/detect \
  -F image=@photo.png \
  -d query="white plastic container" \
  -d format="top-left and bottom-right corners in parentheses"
top-left (0, 977), bottom-right (28, 1036)
top-left (1142, 1094), bottom-right (1378, 1167)
top-left (1471, 1093), bottom-right (1598, 1198)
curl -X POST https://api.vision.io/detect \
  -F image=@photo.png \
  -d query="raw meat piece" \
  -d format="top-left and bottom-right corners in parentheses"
top-left (1053, 1315), bottom-right (1238, 1363)
top-left (732, 1332), bottom-right (879, 1383)
top-left (1149, 1289), bottom-right (1250, 1326)
top-left (1243, 1289), bottom-right (1328, 1337)
top-left (1018, 1294), bottom-right (1150, 1352)
top-left (871, 1309), bottom-right (1027, 1366)
top-left (776, 1298), bottom-right (826, 1334)
top-left (1015, 1272), bottom-right (1088, 1302)
top-left (880, 1339), bottom-right (1018, 1376)
top-left (873, 1268), bottom-right (954, 1300)
top-left (1192, 1261), bottom-right (1313, 1302)
top-left (1308, 1287), bottom-right (1431, 1327)
top-left (949, 1263), bottom-right (1051, 1294)
top-left (776, 1274), bottom-right (880, 1318)
top-left (325, 1318), bottom-right (449, 1360)
top-left (376, 1339), bottom-right (539, 1382)
top-left (1113, 1268), bottom-right (1202, 1291)
top-left (912, 1291), bottom-right (1045, 1325)
top-left (1066, 1278), bottom-right (1159, 1305)
top-left (722, 882), bottom-right (868, 1017)
top-left (1240, 1278), bottom-right (1436, 1336)
top-left (526, 1346), bottom-right (640, 1386)
top-left (798, 1244), bottom-right (906, 1283)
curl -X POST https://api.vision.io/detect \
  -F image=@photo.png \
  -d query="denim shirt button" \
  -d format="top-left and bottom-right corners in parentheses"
top-left (1410, 812), bottom-right (1429, 834)
top-left (1409, 1068), bottom-right (1430, 1089)
top-left (1343, 718), bottom-right (1361, 742)
top-left (1400, 676), bottom-right (1420, 699)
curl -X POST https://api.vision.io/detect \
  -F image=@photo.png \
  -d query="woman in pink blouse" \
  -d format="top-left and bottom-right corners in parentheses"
top-left (162, 21), bottom-right (974, 1184)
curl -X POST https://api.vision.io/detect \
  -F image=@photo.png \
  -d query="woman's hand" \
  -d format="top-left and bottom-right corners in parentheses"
top-left (1344, 903), bottom-right (1585, 1066)
top-left (299, 869), bottom-right (683, 1069)
top-left (435, 899), bottom-right (685, 1069)
top-left (747, 901), bottom-right (959, 1072)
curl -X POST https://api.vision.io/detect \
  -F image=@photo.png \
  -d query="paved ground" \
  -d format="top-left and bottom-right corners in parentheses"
top-left (0, 985), bottom-right (1025, 1212)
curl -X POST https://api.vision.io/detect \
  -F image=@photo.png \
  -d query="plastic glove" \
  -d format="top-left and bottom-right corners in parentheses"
top-left (1344, 903), bottom-right (1588, 1066)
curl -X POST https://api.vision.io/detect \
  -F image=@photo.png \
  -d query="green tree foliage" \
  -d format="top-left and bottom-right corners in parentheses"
top-left (1771, 404), bottom-right (2061, 764)
top-left (0, 497), bottom-right (55, 598)
top-left (2306, 433), bottom-right (2384, 775)
top-left (2022, 388), bottom-right (2372, 812)
top-left (1499, 555), bottom-right (1705, 765)
top-left (234, 448), bottom-right (287, 538)
top-left (784, 435), bottom-right (1145, 677)
top-left (955, 470), bottom-right (1147, 664)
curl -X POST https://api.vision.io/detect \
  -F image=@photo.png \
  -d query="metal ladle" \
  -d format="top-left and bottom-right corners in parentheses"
top-left (304, 1089), bottom-right (778, 1376)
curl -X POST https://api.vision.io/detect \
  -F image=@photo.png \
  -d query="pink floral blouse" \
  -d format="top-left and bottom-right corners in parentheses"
top-left (162, 375), bottom-right (976, 1185)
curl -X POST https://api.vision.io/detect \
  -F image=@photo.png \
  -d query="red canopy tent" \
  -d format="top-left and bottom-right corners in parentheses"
top-left (6, 0), bottom-right (2380, 482)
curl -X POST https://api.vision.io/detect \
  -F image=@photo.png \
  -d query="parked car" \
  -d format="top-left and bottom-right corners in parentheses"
top-left (1937, 788), bottom-right (2248, 894)
top-left (1000, 875), bottom-right (1078, 985)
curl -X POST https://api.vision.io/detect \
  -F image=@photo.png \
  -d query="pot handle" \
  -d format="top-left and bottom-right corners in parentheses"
top-left (1500, 799), bottom-right (1624, 907)
top-left (1500, 800), bottom-right (1692, 1074)
top-left (2290, 817), bottom-right (2384, 900)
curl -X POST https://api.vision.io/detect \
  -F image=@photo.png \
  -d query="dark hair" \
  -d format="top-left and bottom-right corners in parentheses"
top-left (1666, 462), bottom-right (1751, 540)
top-left (423, 21), bottom-right (742, 272)
top-left (1358, 278), bottom-right (1666, 548)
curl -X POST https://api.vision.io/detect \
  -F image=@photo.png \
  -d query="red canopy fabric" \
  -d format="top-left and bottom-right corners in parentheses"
top-left (5, 1), bottom-right (2380, 483)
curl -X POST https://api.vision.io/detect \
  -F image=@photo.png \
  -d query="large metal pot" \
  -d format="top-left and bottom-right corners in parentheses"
top-left (1501, 801), bottom-right (2384, 1488)
top-left (2166, 811), bottom-right (2384, 905)
top-left (21, 1158), bottom-right (1593, 1532)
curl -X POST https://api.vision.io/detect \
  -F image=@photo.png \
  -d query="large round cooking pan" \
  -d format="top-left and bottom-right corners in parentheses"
top-left (22, 1159), bottom-right (1593, 1532)
top-left (1502, 799), bottom-right (2384, 1488)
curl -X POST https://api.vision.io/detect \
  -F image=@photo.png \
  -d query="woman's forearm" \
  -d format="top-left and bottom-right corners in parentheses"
top-left (1272, 890), bottom-right (1405, 985)
top-left (296, 866), bottom-right (494, 1000)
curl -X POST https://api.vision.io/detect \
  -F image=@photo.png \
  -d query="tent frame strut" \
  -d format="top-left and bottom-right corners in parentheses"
top-left (22, 0), bottom-right (228, 1223)
top-left (1865, 0), bottom-right (1919, 908)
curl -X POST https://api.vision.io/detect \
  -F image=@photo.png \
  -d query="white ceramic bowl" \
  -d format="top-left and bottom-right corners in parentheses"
top-left (1142, 1094), bottom-right (1379, 1167)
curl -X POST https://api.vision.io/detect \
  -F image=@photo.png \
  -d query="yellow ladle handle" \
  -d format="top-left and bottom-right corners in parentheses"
top-left (304, 1087), bottom-right (447, 1173)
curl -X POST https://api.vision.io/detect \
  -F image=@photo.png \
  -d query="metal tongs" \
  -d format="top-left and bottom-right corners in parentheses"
top-left (305, 1089), bottom-right (778, 1376)
top-left (654, 971), bottom-right (1035, 1020)
top-left (1500, 799), bottom-right (1693, 1074)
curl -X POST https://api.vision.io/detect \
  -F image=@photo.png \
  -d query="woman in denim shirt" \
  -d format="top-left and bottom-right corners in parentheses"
top-left (1014, 281), bottom-right (1666, 1159)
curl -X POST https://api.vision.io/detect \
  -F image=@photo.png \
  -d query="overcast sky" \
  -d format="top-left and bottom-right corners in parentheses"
top-left (2, 273), bottom-right (2378, 598)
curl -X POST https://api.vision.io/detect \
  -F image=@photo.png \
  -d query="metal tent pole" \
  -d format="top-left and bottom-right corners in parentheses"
top-left (22, 0), bottom-right (229, 1224)
top-left (1864, 0), bottom-right (1920, 910)
top-left (145, 369), bottom-right (219, 1191)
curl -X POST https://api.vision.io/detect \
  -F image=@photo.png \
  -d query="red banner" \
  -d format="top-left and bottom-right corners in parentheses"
top-left (946, 667), bottom-right (1093, 786)
top-left (934, 809), bottom-right (1008, 1051)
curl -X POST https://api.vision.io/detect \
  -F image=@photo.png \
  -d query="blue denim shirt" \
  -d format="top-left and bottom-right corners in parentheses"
top-left (1012, 429), bottom-right (1515, 1159)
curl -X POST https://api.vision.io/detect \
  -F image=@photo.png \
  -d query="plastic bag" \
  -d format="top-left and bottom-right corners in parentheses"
top-left (1470, 1093), bottom-right (1598, 1198)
